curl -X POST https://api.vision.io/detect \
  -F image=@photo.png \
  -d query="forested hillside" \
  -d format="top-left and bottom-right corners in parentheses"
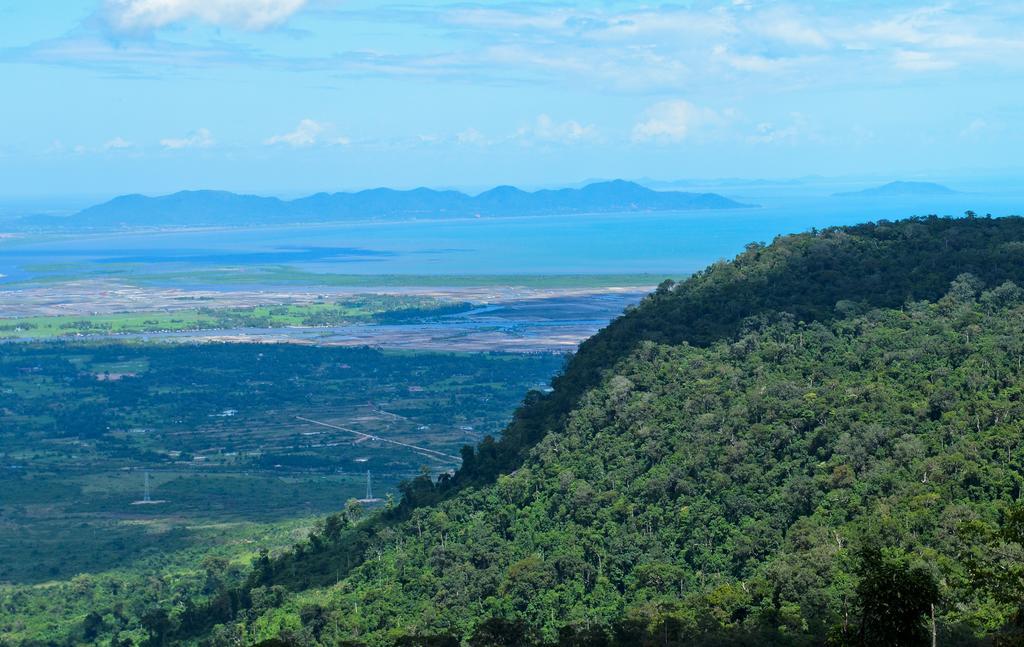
top-left (9, 215), bottom-right (1024, 646)
top-left (237, 274), bottom-right (1024, 646)
top-left (452, 214), bottom-right (1024, 496)
top-left (176, 216), bottom-right (1024, 646)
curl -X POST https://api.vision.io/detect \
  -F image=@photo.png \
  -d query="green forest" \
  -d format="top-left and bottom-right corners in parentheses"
top-left (6, 215), bottom-right (1024, 646)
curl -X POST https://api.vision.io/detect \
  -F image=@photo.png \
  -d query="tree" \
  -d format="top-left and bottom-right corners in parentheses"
top-left (961, 504), bottom-right (1024, 643)
top-left (141, 606), bottom-right (174, 647)
top-left (469, 618), bottom-right (532, 647)
top-left (840, 544), bottom-right (939, 646)
top-left (345, 498), bottom-right (364, 524)
top-left (81, 610), bottom-right (104, 642)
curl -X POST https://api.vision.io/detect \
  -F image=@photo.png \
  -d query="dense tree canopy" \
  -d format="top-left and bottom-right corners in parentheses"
top-left (458, 214), bottom-right (1024, 492)
top-left (215, 278), bottom-right (1024, 645)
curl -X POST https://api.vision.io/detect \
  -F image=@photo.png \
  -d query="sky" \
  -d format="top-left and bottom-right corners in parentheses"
top-left (1, 0), bottom-right (1023, 199)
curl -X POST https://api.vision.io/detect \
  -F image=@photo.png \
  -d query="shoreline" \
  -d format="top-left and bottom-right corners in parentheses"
top-left (0, 279), bottom-right (656, 319)
top-left (1, 205), bottom-right (761, 240)
top-left (0, 282), bottom-right (649, 351)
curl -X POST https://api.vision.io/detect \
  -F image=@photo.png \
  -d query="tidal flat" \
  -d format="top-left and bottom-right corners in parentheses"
top-left (0, 279), bottom-right (653, 351)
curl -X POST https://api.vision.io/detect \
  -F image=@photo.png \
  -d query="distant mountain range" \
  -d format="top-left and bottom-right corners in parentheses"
top-left (833, 180), bottom-right (958, 197)
top-left (22, 180), bottom-right (753, 229)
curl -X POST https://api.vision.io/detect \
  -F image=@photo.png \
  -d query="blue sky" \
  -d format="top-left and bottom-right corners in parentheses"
top-left (1, 0), bottom-right (1023, 198)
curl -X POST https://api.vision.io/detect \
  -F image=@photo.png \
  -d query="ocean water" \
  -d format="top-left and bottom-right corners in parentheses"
top-left (2, 191), bottom-right (1023, 282)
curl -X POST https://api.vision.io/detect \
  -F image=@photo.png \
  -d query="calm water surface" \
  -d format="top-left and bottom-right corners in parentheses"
top-left (2, 192), bottom-right (1023, 282)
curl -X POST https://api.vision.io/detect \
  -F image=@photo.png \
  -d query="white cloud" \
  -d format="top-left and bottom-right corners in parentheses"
top-left (749, 121), bottom-right (797, 144)
top-left (160, 127), bottom-right (214, 149)
top-left (840, 5), bottom-right (1024, 71)
top-left (44, 140), bottom-right (66, 154)
top-left (632, 100), bottom-right (723, 143)
top-left (16, 2), bottom-right (1021, 95)
top-left (583, 10), bottom-right (735, 42)
top-left (450, 117), bottom-right (597, 148)
top-left (445, 8), bottom-right (573, 32)
top-left (712, 45), bottom-right (794, 73)
top-left (757, 16), bottom-right (828, 48)
top-left (850, 6), bottom-right (944, 47)
top-left (517, 114), bottom-right (598, 144)
top-left (264, 120), bottom-right (350, 148)
top-left (960, 118), bottom-right (988, 138)
top-left (103, 0), bottom-right (306, 32)
top-left (456, 128), bottom-right (487, 146)
top-left (892, 49), bottom-right (954, 71)
top-left (266, 119), bottom-right (324, 147)
top-left (103, 136), bottom-right (135, 150)
top-left (430, 4), bottom-right (1024, 90)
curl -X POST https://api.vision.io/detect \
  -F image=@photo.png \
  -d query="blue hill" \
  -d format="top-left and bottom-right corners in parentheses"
top-left (833, 181), bottom-right (958, 197)
top-left (24, 181), bottom-right (754, 229)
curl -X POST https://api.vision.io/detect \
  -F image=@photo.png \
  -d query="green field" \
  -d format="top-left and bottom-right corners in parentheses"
top-left (7, 259), bottom-right (667, 290)
top-left (132, 267), bottom-right (669, 289)
top-left (0, 342), bottom-right (565, 586)
top-left (0, 296), bottom-right (472, 339)
top-left (0, 340), bottom-right (564, 644)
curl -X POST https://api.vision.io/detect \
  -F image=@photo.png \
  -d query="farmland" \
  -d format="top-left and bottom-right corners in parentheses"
top-left (0, 342), bottom-right (564, 584)
top-left (0, 295), bottom-right (471, 339)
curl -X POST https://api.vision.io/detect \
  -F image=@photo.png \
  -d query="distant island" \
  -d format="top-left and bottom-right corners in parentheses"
top-left (833, 180), bottom-right (958, 197)
top-left (22, 180), bottom-right (754, 230)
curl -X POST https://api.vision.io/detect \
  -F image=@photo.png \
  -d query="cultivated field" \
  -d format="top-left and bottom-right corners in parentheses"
top-left (0, 342), bottom-right (564, 583)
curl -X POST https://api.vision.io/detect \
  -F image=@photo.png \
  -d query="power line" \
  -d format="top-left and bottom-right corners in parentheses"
top-left (294, 416), bottom-right (462, 461)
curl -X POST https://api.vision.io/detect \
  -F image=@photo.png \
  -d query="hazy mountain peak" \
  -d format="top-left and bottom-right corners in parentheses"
top-left (833, 180), bottom-right (958, 197)
top-left (22, 181), bottom-right (753, 230)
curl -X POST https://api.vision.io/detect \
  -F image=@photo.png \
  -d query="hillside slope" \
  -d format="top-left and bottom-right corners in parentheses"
top-left (187, 216), bottom-right (1024, 646)
top-left (240, 279), bottom-right (1024, 645)
top-left (449, 215), bottom-right (1024, 494)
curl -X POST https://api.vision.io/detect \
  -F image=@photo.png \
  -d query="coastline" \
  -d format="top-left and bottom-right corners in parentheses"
top-left (0, 281), bottom-right (651, 352)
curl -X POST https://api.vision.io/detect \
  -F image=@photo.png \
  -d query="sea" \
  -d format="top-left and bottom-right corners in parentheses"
top-left (1, 186), bottom-right (1023, 284)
